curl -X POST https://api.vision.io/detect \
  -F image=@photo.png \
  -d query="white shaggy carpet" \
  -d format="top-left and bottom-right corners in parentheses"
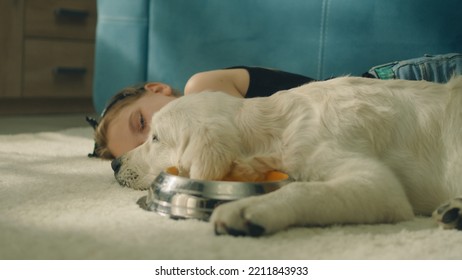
top-left (1, 127), bottom-right (461, 260)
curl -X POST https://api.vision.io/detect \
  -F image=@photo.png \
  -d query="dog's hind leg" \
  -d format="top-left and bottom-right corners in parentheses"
top-left (211, 156), bottom-right (414, 236)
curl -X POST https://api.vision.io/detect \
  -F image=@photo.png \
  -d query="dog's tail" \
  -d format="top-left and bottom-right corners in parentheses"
top-left (442, 75), bottom-right (462, 193)
top-left (446, 75), bottom-right (462, 92)
top-left (444, 75), bottom-right (462, 137)
top-left (444, 75), bottom-right (462, 132)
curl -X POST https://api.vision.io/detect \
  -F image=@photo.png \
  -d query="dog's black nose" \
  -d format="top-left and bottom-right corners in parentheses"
top-left (111, 158), bottom-right (122, 173)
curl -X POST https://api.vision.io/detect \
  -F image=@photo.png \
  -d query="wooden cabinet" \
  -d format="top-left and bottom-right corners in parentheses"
top-left (0, 0), bottom-right (23, 99)
top-left (24, 0), bottom-right (96, 40)
top-left (0, 0), bottom-right (96, 114)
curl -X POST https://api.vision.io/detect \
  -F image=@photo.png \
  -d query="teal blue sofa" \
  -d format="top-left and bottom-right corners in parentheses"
top-left (93, 0), bottom-right (462, 113)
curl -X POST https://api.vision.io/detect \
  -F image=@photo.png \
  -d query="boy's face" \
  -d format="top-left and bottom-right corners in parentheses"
top-left (106, 84), bottom-right (177, 158)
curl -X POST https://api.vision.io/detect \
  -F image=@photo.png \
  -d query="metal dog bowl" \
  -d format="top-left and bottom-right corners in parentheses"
top-left (138, 167), bottom-right (292, 221)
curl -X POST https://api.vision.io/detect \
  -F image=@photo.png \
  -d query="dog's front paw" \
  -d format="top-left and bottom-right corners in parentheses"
top-left (210, 195), bottom-right (292, 237)
top-left (433, 197), bottom-right (462, 230)
top-left (211, 197), bottom-right (268, 237)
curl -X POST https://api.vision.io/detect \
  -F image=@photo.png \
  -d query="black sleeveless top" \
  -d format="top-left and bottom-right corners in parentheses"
top-left (228, 66), bottom-right (316, 98)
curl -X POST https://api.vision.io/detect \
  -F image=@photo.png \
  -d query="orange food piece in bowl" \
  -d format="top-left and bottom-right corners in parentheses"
top-left (165, 166), bottom-right (179, 175)
top-left (165, 166), bottom-right (288, 182)
top-left (264, 170), bottom-right (289, 181)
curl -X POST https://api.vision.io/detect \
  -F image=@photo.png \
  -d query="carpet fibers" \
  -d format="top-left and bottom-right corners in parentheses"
top-left (0, 127), bottom-right (461, 259)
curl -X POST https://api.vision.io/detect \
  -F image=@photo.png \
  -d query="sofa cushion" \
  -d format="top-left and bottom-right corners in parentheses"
top-left (93, 0), bottom-right (462, 113)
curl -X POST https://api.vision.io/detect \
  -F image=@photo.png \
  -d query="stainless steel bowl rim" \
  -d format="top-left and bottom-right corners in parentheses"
top-left (152, 171), bottom-right (292, 200)
top-left (143, 170), bottom-right (293, 221)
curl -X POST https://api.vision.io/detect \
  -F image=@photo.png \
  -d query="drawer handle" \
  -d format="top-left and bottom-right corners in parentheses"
top-left (53, 67), bottom-right (87, 75)
top-left (54, 8), bottom-right (89, 19)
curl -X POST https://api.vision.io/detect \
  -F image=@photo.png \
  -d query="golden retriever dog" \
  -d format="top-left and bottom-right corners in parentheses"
top-left (112, 77), bottom-right (462, 236)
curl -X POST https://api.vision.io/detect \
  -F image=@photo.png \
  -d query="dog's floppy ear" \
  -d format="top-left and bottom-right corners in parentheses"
top-left (179, 117), bottom-right (240, 180)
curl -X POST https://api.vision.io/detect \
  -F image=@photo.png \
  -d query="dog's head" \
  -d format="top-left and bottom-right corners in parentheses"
top-left (112, 92), bottom-right (243, 190)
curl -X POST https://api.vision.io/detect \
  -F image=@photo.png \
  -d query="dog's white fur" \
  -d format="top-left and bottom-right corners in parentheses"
top-left (115, 76), bottom-right (462, 236)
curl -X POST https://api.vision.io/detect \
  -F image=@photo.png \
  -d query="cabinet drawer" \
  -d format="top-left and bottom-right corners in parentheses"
top-left (25, 0), bottom-right (96, 40)
top-left (23, 39), bottom-right (94, 98)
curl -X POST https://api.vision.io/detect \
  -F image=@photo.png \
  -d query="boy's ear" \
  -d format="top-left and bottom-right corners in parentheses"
top-left (144, 83), bottom-right (173, 96)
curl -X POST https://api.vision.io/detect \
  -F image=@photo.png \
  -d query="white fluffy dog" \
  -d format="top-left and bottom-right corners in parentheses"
top-left (113, 76), bottom-right (462, 236)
